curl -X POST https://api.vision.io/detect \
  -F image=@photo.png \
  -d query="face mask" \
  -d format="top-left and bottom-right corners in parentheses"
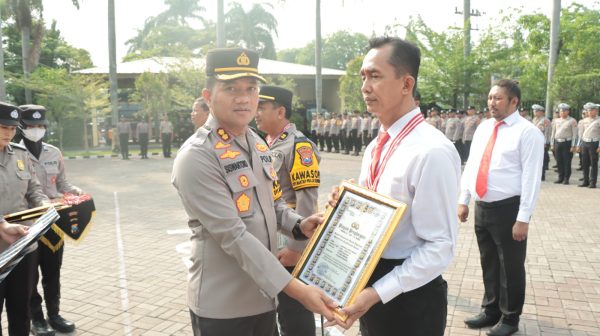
top-left (23, 127), bottom-right (46, 142)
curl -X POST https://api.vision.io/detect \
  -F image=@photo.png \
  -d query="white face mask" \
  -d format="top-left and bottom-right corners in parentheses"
top-left (23, 127), bottom-right (46, 142)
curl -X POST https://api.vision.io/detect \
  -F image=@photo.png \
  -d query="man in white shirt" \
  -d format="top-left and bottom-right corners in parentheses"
top-left (458, 80), bottom-right (544, 336)
top-left (328, 36), bottom-right (461, 336)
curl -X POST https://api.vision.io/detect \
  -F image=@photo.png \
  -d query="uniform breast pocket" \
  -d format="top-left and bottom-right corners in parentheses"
top-left (226, 170), bottom-right (258, 218)
top-left (44, 165), bottom-right (59, 185)
top-left (14, 170), bottom-right (32, 197)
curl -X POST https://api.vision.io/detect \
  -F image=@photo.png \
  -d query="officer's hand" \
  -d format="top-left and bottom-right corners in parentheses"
top-left (550, 146), bottom-right (554, 151)
top-left (570, 147), bottom-right (576, 153)
top-left (300, 214), bottom-right (324, 238)
top-left (596, 148), bottom-right (600, 154)
top-left (512, 221), bottom-right (529, 241)
top-left (0, 221), bottom-right (29, 244)
top-left (327, 179), bottom-right (355, 208)
top-left (283, 279), bottom-right (336, 321)
top-left (277, 248), bottom-right (302, 267)
top-left (325, 287), bottom-right (380, 329)
top-left (457, 204), bottom-right (469, 223)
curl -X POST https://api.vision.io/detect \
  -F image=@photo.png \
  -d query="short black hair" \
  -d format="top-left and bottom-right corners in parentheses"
top-left (194, 97), bottom-right (209, 111)
top-left (368, 36), bottom-right (421, 95)
top-left (493, 79), bottom-right (521, 105)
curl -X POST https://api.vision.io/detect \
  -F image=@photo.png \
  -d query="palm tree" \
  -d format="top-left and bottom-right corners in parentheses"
top-left (225, 2), bottom-right (278, 59)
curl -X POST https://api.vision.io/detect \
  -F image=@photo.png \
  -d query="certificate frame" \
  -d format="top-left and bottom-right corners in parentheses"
top-left (292, 181), bottom-right (407, 321)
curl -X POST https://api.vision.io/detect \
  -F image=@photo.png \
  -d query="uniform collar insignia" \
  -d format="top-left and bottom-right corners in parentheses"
top-left (279, 132), bottom-right (288, 140)
top-left (215, 141), bottom-right (231, 149)
top-left (216, 128), bottom-right (232, 142)
top-left (255, 143), bottom-right (268, 152)
top-left (220, 150), bottom-right (241, 160)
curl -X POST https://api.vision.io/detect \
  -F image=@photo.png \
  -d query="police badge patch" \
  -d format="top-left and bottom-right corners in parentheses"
top-left (296, 146), bottom-right (313, 167)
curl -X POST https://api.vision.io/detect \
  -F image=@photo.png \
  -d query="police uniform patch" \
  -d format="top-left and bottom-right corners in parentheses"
top-left (290, 141), bottom-right (320, 190)
top-left (215, 141), bottom-right (231, 149)
top-left (239, 174), bottom-right (249, 188)
top-left (217, 128), bottom-right (230, 141)
top-left (296, 145), bottom-right (314, 166)
top-left (16, 159), bottom-right (25, 171)
top-left (255, 143), bottom-right (268, 152)
top-left (220, 150), bottom-right (241, 159)
top-left (270, 167), bottom-right (278, 180)
top-left (236, 193), bottom-right (251, 212)
top-left (272, 180), bottom-right (282, 201)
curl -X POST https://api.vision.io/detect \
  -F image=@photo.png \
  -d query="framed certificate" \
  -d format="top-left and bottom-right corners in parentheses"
top-left (292, 181), bottom-right (407, 321)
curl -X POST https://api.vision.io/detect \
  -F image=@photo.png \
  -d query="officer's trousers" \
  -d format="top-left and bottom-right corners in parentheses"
top-left (276, 267), bottom-right (315, 336)
top-left (139, 133), bottom-right (149, 158)
top-left (581, 141), bottom-right (599, 184)
top-left (31, 241), bottom-right (64, 321)
top-left (475, 196), bottom-right (525, 326)
top-left (359, 258), bottom-right (447, 336)
top-left (119, 133), bottom-right (129, 159)
top-left (464, 140), bottom-right (473, 161)
top-left (556, 141), bottom-right (573, 181)
top-left (190, 309), bottom-right (276, 336)
top-left (0, 250), bottom-right (37, 336)
top-left (161, 133), bottom-right (172, 157)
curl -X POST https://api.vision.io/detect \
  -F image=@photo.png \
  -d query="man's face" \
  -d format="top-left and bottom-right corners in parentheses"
top-left (534, 110), bottom-right (545, 118)
top-left (487, 85), bottom-right (518, 121)
top-left (255, 101), bottom-right (282, 135)
top-left (520, 110), bottom-right (528, 116)
top-left (559, 109), bottom-right (570, 118)
top-left (360, 44), bottom-right (413, 124)
top-left (191, 102), bottom-right (209, 128)
top-left (0, 124), bottom-right (17, 148)
top-left (202, 77), bottom-right (259, 133)
top-left (467, 108), bottom-right (476, 116)
top-left (588, 108), bottom-right (598, 118)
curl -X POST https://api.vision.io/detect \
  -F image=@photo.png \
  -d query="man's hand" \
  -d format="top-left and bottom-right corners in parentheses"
top-left (299, 214), bottom-right (324, 238)
top-left (277, 248), bottom-right (302, 267)
top-left (325, 287), bottom-right (381, 329)
top-left (550, 146), bottom-right (554, 151)
top-left (327, 179), bottom-right (356, 209)
top-left (512, 221), bottom-right (529, 241)
top-left (570, 147), bottom-right (576, 153)
top-left (596, 147), bottom-right (600, 154)
top-left (457, 204), bottom-right (469, 223)
top-left (0, 221), bottom-right (29, 244)
top-left (574, 147), bottom-right (581, 153)
top-left (283, 279), bottom-right (337, 321)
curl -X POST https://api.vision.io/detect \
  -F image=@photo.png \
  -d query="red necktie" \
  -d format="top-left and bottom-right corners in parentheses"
top-left (475, 121), bottom-right (504, 198)
top-left (370, 131), bottom-right (390, 180)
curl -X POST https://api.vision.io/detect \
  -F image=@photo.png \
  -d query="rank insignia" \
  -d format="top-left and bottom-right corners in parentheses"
top-left (239, 175), bottom-right (249, 188)
top-left (236, 193), bottom-right (251, 212)
top-left (215, 141), bottom-right (231, 149)
top-left (270, 167), bottom-right (278, 179)
top-left (220, 150), bottom-right (241, 159)
top-left (255, 143), bottom-right (268, 152)
top-left (237, 52), bottom-right (250, 66)
top-left (16, 160), bottom-right (25, 171)
top-left (217, 128), bottom-right (230, 141)
top-left (296, 146), bottom-right (314, 167)
top-left (279, 132), bottom-right (288, 140)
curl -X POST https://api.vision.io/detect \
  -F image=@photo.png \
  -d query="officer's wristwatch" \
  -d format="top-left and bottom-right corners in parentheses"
top-left (292, 218), bottom-right (308, 241)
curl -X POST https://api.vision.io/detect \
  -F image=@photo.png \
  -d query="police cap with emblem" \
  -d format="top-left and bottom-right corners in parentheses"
top-left (557, 103), bottom-right (570, 110)
top-left (259, 86), bottom-right (293, 118)
top-left (531, 104), bottom-right (545, 111)
top-left (583, 102), bottom-right (599, 110)
top-left (205, 48), bottom-right (266, 83)
top-left (0, 101), bottom-right (21, 126)
top-left (19, 104), bottom-right (49, 126)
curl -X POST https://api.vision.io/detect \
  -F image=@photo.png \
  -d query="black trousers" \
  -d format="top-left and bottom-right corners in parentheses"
top-left (359, 259), bottom-right (447, 336)
top-left (139, 133), bottom-right (149, 158)
top-left (581, 141), bottom-right (599, 184)
top-left (454, 141), bottom-right (464, 162)
top-left (475, 196), bottom-right (525, 325)
top-left (30, 242), bottom-right (64, 321)
top-left (543, 144), bottom-right (550, 170)
top-left (362, 130), bottom-right (370, 148)
top-left (0, 250), bottom-right (37, 336)
top-left (325, 132), bottom-right (331, 152)
top-left (190, 309), bottom-right (277, 336)
top-left (331, 134), bottom-right (339, 152)
top-left (317, 134), bottom-right (324, 151)
top-left (464, 140), bottom-right (473, 161)
top-left (310, 130), bottom-right (317, 144)
top-left (555, 141), bottom-right (573, 181)
top-left (340, 130), bottom-right (347, 151)
top-left (275, 267), bottom-right (315, 336)
top-left (161, 133), bottom-right (172, 157)
top-left (350, 129), bottom-right (361, 154)
top-left (119, 133), bottom-right (129, 159)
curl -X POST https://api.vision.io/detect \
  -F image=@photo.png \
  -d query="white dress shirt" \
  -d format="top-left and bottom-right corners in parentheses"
top-left (459, 110), bottom-right (544, 223)
top-left (358, 107), bottom-right (461, 303)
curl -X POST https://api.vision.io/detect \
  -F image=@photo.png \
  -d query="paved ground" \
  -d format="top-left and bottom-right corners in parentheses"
top-left (3, 150), bottom-right (599, 335)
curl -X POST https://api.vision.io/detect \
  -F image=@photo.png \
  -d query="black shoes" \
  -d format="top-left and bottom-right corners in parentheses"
top-left (31, 319), bottom-right (55, 336)
top-left (579, 182), bottom-right (589, 187)
top-left (487, 322), bottom-right (519, 336)
top-left (48, 315), bottom-right (76, 333)
top-left (554, 179), bottom-right (563, 184)
top-left (563, 179), bottom-right (570, 185)
top-left (590, 184), bottom-right (597, 189)
top-left (464, 312), bottom-right (500, 329)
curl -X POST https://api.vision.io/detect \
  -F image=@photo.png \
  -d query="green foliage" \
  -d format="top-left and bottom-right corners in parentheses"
top-left (339, 55), bottom-right (365, 112)
top-left (131, 72), bottom-right (170, 124)
top-left (225, 2), bottom-right (278, 59)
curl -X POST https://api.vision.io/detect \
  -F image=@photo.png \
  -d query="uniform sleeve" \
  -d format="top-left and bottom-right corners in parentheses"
top-left (285, 187), bottom-right (317, 252)
top-left (571, 119), bottom-right (578, 146)
top-left (172, 147), bottom-right (291, 298)
top-left (25, 155), bottom-right (50, 207)
top-left (56, 153), bottom-right (81, 195)
top-left (517, 128), bottom-right (544, 223)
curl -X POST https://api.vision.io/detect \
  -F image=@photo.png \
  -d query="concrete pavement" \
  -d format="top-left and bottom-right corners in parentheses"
top-left (3, 151), bottom-right (599, 335)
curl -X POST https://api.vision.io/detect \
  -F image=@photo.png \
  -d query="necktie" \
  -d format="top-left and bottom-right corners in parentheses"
top-left (370, 131), bottom-right (390, 178)
top-left (475, 121), bottom-right (504, 198)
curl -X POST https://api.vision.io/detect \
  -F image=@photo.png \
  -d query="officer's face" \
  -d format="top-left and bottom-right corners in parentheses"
top-left (203, 77), bottom-right (259, 135)
top-left (487, 85), bottom-right (518, 121)
top-left (256, 101), bottom-right (282, 135)
top-left (0, 124), bottom-right (17, 149)
top-left (360, 44), bottom-right (415, 127)
top-left (588, 108), bottom-right (598, 118)
top-left (191, 103), bottom-right (209, 129)
top-left (559, 109), bottom-right (570, 118)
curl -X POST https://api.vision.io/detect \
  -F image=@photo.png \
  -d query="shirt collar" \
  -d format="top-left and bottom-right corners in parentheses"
top-left (499, 110), bottom-right (519, 126)
top-left (386, 107), bottom-right (422, 138)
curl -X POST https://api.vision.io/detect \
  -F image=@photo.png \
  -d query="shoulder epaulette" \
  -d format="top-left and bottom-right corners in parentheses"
top-left (9, 142), bottom-right (26, 151)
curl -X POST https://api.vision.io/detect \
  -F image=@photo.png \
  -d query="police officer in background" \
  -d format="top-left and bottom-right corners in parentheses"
top-left (551, 103), bottom-right (578, 184)
top-left (577, 102), bottom-right (600, 188)
top-left (191, 98), bottom-right (210, 131)
top-left (255, 85), bottom-right (321, 336)
top-left (532, 104), bottom-right (552, 181)
top-left (462, 106), bottom-right (480, 161)
top-left (159, 115), bottom-right (174, 158)
top-left (136, 117), bottom-right (150, 159)
top-left (0, 102), bottom-right (50, 335)
top-left (309, 114), bottom-right (318, 144)
top-left (116, 116), bottom-right (132, 160)
top-left (171, 48), bottom-right (335, 336)
top-left (18, 105), bottom-right (82, 336)
top-left (341, 113), bottom-right (350, 154)
top-left (350, 110), bottom-right (362, 155)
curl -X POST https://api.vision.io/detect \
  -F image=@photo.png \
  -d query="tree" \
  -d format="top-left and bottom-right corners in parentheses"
top-left (338, 55), bottom-right (365, 112)
top-left (131, 72), bottom-right (171, 140)
top-left (225, 2), bottom-right (278, 59)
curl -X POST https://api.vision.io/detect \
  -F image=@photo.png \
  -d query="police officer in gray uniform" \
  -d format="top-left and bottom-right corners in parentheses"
top-left (0, 102), bottom-right (49, 336)
top-left (551, 103), bottom-right (578, 184)
top-left (532, 104), bottom-right (552, 181)
top-left (171, 48), bottom-right (334, 336)
top-left (577, 102), bottom-right (600, 188)
top-left (19, 105), bottom-right (82, 335)
top-left (116, 117), bottom-right (132, 160)
top-left (256, 85), bottom-right (321, 336)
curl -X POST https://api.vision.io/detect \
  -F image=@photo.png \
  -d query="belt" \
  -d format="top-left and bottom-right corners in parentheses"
top-left (582, 138), bottom-right (599, 142)
top-left (476, 195), bottom-right (520, 208)
top-left (555, 138), bottom-right (571, 143)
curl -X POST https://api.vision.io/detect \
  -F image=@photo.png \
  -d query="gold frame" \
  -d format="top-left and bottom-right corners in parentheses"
top-left (292, 181), bottom-right (407, 321)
